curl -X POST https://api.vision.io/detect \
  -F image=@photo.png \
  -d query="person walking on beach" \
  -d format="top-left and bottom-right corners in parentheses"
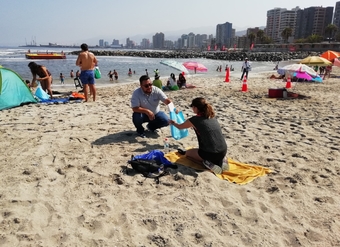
top-left (28, 61), bottom-right (53, 99)
top-left (169, 97), bottom-right (228, 174)
top-left (145, 69), bottom-right (148, 76)
top-left (131, 75), bottom-right (177, 138)
top-left (76, 43), bottom-right (98, 102)
top-left (70, 70), bottom-right (74, 78)
top-left (240, 58), bottom-right (251, 80)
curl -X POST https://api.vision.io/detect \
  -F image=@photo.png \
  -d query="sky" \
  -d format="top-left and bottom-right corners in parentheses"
top-left (1, 0), bottom-right (337, 46)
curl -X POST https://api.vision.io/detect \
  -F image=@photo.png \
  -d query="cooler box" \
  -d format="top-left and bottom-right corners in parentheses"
top-left (268, 88), bottom-right (284, 98)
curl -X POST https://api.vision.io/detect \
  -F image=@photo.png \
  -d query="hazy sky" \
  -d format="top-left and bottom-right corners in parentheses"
top-left (1, 0), bottom-right (337, 46)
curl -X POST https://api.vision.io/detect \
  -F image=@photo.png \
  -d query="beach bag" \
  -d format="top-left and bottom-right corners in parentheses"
top-left (128, 150), bottom-right (177, 178)
top-left (35, 83), bottom-right (50, 100)
top-left (170, 111), bottom-right (189, 140)
top-left (94, 67), bottom-right (101, 79)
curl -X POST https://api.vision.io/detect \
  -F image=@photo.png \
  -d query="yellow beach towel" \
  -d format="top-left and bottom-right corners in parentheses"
top-left (164, 151), bottom-right (271, 185)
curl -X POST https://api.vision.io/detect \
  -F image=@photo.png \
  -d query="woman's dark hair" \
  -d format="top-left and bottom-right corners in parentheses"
top-left (28, 62), bottom-right (40, 75)
top-left (170, 73), bottom-right (176, 81)
top-left (190, 97), bottom-right (215, 118)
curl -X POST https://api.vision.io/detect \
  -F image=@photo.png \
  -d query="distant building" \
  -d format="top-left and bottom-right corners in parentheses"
top-left (164, 40), bottom-right (174, 49)
top-left (126, 38), bottom-right (135, 49)
top-left (187, 32), bottom-right (195, 48)
top-left (334, 1), bottom-right (340, 28)
top-left (266, 8), bottom-right (286, 42)
top-left (295, 6), bottom-right (334, 40)
top-left (152, 32), bottom-right (165, 49)
top-left (141, 38), bottom-right (150, 49)
top-left (99, 39), bottom-right (104, 47)
top-left (180, 34), bottom-right (188, 49)
top-left (216, 22), bottom-right (233, 49)
top-left (112, 39), bottom-right (119, 46)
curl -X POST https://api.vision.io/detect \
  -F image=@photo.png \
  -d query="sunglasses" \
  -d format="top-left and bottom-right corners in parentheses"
top-left (143, 83), bottom-right (152, 88)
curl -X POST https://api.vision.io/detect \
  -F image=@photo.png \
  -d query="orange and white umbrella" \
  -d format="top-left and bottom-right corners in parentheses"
top-left (320, 50), bottom-right (340, 62)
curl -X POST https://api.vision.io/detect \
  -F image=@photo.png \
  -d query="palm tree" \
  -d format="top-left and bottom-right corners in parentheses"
top-left (325, 24), bottom-right (338, 42)
top-left (256, 30), bottom-right (265, 43)
top-left (281, 28), bottom-right (293, 43)
top-left (248, 32), bottom-right (256, 48)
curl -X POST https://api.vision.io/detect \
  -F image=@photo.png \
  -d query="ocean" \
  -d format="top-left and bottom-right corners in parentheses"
top-left (0, 46), bottom-right (295, 89)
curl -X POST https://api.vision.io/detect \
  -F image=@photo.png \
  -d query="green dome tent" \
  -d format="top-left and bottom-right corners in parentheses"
top-left (0, 66), bottom-right (37, 110)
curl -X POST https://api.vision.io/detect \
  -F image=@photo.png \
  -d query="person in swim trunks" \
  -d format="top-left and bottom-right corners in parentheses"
top-left (76, 43), bottom-right (98, 102)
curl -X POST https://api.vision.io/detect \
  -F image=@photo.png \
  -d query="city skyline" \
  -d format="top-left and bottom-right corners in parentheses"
top-left (0, 0), bottom-right (337, 46)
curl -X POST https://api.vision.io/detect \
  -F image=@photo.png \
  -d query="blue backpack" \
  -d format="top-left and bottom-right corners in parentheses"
top-left (127, 150), bottom-right (177, 178)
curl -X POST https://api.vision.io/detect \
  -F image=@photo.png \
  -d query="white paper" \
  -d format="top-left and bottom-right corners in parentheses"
top-left (167, 102), bottom-right (175, 112)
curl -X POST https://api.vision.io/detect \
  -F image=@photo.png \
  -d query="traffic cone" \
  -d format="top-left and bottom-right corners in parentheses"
top-left (224, 68), bottom-right (230, 82)
top-left (241, 76), bottom-right (248, 92)
top-left (285, 77), bottom-right (292, 89)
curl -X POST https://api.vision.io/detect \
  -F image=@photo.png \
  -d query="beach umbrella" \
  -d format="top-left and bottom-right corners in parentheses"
top-left (300, 56), bottom-right (332, 66)
top-left (293, 71), bottom-right (313, 81)
top-left (320, 50), bottom-right (340, 62)
top-left (279, 63), bottom-right (318, 77)
top-left (160, 60), bottom-right (189, 74)
top-left (183, 61), bottom-right (208, 72)
top-left (333, 57), bottom-right (340, 67)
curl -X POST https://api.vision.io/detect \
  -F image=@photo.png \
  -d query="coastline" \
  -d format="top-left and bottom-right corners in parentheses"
top-left (0, 71), bottom-right (339, 246)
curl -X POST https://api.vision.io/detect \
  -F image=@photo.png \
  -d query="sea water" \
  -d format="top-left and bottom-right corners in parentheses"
top-left (0, 46), bottom-right (295, 89)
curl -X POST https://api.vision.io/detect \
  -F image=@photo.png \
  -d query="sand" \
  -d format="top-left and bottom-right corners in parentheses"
top-left (0, 69), bottom-right (339, 247)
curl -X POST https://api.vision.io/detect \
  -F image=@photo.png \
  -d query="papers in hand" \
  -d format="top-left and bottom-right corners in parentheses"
top-left (168, 102), bottom-right (175, 112)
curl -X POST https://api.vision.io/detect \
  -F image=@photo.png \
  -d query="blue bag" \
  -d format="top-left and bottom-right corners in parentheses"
top-left (169, 111), bottom-right (189, 140)
top-left (35, 83), bottom-right (50, 100)
top-left (133, 150), bottom-right (173, 167)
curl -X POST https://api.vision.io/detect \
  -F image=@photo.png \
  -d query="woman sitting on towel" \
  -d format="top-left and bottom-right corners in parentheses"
top-left (169, 97), bottom-right (228, 174)
top-left (28, 62), bottom-right (53, 99)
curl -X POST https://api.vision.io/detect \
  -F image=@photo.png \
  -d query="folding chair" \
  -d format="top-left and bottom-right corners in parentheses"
top-left (74, 77), bottom-right (83, 89)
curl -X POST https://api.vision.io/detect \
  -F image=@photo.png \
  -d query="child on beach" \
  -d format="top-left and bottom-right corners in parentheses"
top-left (60, 73), bottom-right (64, 84)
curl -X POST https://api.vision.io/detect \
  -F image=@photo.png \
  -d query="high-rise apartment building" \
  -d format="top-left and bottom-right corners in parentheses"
top-left (216, 22), bottom-right (233, 48)
top-left (266, 8), bottom-right (286, 42)
top-left (295, 6), bottom-right (334, 39)
top-left (99, 39), bottom-right (104, 47)
top-left (334, 1), bottom-right (340, 28)
top-left (152, 32), bottom-right (165, 49)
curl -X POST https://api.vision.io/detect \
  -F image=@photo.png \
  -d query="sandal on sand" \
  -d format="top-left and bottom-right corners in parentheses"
top-left (202, 160), bottom-right (222, 174)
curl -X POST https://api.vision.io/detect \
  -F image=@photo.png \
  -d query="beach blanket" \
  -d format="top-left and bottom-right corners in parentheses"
top-left (164, 151), bottom-right (271, 185)
top-left (38, 97), bottom-right (82, 104)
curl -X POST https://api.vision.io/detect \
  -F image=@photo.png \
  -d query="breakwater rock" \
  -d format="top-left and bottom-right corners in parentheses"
top-left (69, 50), bottom-right (320, 62)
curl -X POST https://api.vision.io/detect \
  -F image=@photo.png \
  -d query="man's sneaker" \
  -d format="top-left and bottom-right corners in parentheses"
top-left (137, 133), bottom-right (146, 138)
top-left (202, 160), bottom-right (222, 174)
top-left (146, 124), bottom-right (159, 133)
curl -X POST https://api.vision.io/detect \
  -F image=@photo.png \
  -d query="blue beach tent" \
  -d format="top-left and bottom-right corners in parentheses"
top-left (0, 66), bottom-right (37, 110)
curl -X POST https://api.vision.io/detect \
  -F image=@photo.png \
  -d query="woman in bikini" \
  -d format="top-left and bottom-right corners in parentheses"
top-left (28, 62), bottom-right (53, 99)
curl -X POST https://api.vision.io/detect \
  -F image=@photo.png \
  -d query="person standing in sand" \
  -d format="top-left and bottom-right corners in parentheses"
top-left (240, 57), bottom-right (251, 81)
top-left (131, 75), bottom-right (177, 138)
top-left (76, 43), bottom-right (98, 102)
top-left (169, 97), bottom-right (228, 174)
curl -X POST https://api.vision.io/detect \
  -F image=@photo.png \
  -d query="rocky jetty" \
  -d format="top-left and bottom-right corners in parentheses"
top-left (69, 50), bottom-right (320, 62)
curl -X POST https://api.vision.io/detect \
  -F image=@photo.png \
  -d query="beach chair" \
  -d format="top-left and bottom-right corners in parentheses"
top-left (74, 77), bottom-right (83, 89)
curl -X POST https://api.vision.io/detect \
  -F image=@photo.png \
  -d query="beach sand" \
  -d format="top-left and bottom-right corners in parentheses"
top-left (0, 70), bottom-right (339, 247)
